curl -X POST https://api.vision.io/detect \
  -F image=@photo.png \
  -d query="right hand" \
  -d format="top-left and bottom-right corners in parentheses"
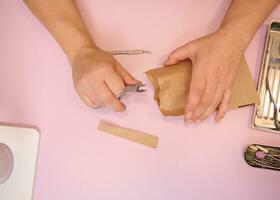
top-left (71, 47), bottom-right (139, 111)
top-left (164, 29), bottom-right (245, 123)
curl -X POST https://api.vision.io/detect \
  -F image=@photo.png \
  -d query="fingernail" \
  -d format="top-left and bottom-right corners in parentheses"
top-left (92, 105), bottom-right (100, 109)
top-left (184, 117), bottom-right (192, 124)
top-left (195, 119), bottom-right (201, 124)
top-left (186, 120), bottom-right (193, 124)
top-left (115, 105), bottom-right (126, 112)
top-left (186, 112), bottom-right (192, 120)
top-left (217, 115), bottom-right (224, 123)
top-left (188, 120), bottom-right (193, 124)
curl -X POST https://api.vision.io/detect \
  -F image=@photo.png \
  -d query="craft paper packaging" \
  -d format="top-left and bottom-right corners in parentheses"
top-left (146, 58), bottom-right (259, 116)
top-left (98, 120), bottom-right (159, 148)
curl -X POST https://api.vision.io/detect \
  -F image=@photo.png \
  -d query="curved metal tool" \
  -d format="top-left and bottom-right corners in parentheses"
top-left (266, 66), bottom-right (280, 130)
top-left (117, 83), bottom-right (146, 100)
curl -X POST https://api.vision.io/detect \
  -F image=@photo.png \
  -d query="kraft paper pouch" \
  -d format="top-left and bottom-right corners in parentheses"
top-left (146, 58), bottom-right (259, 116)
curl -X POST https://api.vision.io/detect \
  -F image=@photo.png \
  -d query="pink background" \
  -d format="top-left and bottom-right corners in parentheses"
top-left (1, 0), bottom-right (280, 199)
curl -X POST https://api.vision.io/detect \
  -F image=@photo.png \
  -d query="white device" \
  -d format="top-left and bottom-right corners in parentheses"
top-left (0, 125), bottom-right (39, 200)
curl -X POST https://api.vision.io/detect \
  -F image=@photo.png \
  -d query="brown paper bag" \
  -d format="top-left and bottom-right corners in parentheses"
top-left (146, 58), bottom-right (259, 116)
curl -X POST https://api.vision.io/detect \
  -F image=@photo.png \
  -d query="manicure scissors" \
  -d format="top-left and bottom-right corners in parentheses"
top-left (117, 83), bottom-right (146, 100)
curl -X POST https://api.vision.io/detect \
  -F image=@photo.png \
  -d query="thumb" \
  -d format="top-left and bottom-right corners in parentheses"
top-left (164, 43), bottom-right (193, 66)
top-left (115, 62), bottom-right (139, 85)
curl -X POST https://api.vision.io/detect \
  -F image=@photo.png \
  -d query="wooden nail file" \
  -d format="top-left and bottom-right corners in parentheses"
top-left (98, 120), bottom-right (159, 149)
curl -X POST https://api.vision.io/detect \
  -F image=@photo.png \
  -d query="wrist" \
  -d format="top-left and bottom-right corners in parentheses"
top-left (217, 24), bottom-right (252, 51)
top-left (67, 43), bottom-right (100, 65)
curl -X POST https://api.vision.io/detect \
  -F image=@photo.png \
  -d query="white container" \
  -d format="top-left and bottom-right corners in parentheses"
top-left (0, 125), bottom-right (39, 200)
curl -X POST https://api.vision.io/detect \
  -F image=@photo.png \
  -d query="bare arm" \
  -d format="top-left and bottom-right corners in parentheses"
top-left (23, 0), bottom-right (94, 62)
top-left (165, 0), bottom-right (280, 123)
top-left (23, 0), bottom-right (138, 111)
top-left (221, 0), bottom-right (280, 46)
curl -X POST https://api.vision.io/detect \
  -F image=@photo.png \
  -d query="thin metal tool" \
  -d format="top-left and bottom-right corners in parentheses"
top-left (265, 65), bottom-right (280, 129)
top-left (262, 57), bottom-right (280, 128)
top-left (117, 83), bottom-right (146, 100)
top-left (107, 49), bottom-right (151, 55)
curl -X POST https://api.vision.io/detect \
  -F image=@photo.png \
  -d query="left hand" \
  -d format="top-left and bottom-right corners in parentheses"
top-left (164, 29), bottom-right (247, 123)
top-left (71, 46), bottom-right (139, 111)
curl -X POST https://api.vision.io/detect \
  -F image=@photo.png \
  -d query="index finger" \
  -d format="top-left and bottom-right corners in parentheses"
top-left (185, 69), bottom-right (206, 122)
top-left (95, 81), bottom-right (125, 112)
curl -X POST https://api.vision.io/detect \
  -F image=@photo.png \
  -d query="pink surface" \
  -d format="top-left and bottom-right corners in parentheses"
top-left (1, 0), bottom-right (280, 199)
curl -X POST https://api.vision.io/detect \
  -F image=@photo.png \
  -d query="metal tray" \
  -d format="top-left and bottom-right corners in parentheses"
top-left (253, 21), bottom-right (280, 133)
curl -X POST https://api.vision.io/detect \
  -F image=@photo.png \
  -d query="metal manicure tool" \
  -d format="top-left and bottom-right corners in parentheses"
top-left (107, 49), bottom-right (151, 55)
top-left (104, 49), bottom-right (150, 101)
top-left (244, 144), bottom-right (280, 171)
top-left (253, 21), bottom-right (280, 133)
top-left (117, 83), bottom-right (146, 100)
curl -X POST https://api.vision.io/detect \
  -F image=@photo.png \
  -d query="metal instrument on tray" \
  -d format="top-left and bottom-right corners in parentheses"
top-left (253, 21), bottom-right (280, 133)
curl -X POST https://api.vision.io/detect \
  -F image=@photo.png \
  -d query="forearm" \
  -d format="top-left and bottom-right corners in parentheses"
top-left (23, 0), bottom-right (96, 62)
top-left (220, 0), bottom-right (280, 48)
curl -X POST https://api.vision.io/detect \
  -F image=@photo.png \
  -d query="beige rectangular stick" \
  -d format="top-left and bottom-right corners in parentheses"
top-left (98, 120), bottom-right (159, 149)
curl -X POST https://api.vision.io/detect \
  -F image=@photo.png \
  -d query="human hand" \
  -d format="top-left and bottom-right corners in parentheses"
top-left (71, 47), bottom-right (139, 111)
top-left (164, 30), bottom-right (247, 123)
